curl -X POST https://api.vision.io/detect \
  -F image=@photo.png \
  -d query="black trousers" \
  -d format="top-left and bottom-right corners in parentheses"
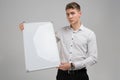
top-left (56, 68), bottom-right (89, 80)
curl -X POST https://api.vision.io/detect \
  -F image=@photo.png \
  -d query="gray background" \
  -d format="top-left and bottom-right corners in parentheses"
top-left (0, 0), bottom-right (120, 80)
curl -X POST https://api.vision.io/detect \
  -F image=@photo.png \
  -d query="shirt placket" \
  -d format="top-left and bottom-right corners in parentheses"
top-left (69, 31), bottom-right (75, 63)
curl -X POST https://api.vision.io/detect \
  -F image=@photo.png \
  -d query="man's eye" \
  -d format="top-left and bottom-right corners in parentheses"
top-left (66, 13), bottom-right (69, 16)
top-left (66, 12), bottom-right (75, 17)
top-left (71, 12), bottom-right (75, 15)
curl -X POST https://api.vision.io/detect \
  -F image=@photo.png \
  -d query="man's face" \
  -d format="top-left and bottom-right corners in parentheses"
top-left (66, 8), bottom-right (81, 25)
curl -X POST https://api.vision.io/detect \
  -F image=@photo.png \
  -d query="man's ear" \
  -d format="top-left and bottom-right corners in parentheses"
top-left (79, 11), bottom-right (82, 16)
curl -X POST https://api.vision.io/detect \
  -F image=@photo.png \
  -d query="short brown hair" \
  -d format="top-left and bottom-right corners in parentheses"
top-left (65, 2), bottom-right (81, 11)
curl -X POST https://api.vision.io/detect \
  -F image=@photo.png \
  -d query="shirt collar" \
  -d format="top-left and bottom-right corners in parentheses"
top-left (67, 24), bottom-right (84, 31)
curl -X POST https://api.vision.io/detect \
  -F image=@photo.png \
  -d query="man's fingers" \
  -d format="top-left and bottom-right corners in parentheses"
top-left (61, 62), bottom-right (66, 65)
top-left (19, 24), bottom-right (24, 31)
top-left (19, 21), bottom-right (26, 31)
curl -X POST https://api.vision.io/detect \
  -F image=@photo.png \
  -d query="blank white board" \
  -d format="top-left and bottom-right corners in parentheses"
top-left (23, 22), bottom-right (60, 72)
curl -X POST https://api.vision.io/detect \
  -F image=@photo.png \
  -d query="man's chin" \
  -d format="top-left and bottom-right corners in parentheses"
top-left (70, 22), bottom-right (75, 25)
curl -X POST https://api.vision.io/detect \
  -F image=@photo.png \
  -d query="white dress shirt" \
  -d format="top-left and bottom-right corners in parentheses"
top-left (56, 24), bottom-right (97, 70)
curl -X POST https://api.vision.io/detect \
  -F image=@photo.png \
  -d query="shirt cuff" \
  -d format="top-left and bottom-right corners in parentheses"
top-left (73, 61), bottom-right (85, 70)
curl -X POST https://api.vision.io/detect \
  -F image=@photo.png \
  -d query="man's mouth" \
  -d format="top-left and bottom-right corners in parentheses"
top-left (69, 20), bottom-right (74, 22)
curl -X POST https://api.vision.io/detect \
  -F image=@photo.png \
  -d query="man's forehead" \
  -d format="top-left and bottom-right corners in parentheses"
top-left (66, 8), bottom-right (79, 13)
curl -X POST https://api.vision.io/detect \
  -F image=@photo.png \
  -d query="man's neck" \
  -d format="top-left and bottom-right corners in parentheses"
top-left (71, 21), bottom-right (81, 31)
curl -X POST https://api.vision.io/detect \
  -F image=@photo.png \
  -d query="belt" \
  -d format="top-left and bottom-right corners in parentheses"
top-left (68, 67), bottom-right (86, 74)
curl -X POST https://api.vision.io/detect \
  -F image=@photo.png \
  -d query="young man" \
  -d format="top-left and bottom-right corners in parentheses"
top-left (19, 2), bottom-right (97, 80)
top-left (55, 2), bottom-right (97, 80)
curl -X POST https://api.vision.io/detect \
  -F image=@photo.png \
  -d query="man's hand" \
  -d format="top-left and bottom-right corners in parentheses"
top-left (58, 62), bottom-right (71, 71)
top-left (19, 21), bottom-right (25, 31)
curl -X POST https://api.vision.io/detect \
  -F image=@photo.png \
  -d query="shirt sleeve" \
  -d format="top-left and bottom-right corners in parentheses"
top-left (55, 31), bottom-right (61, 43)
top-left (74, 32), bottom-right (98, 69)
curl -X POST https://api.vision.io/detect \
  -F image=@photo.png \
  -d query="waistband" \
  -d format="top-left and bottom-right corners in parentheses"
top-left (58, 67), bottom-right (87, 74)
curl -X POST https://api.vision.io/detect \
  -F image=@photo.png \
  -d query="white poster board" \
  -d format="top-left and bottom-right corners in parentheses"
top-left (23, 22), bottom-right (60, 72)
